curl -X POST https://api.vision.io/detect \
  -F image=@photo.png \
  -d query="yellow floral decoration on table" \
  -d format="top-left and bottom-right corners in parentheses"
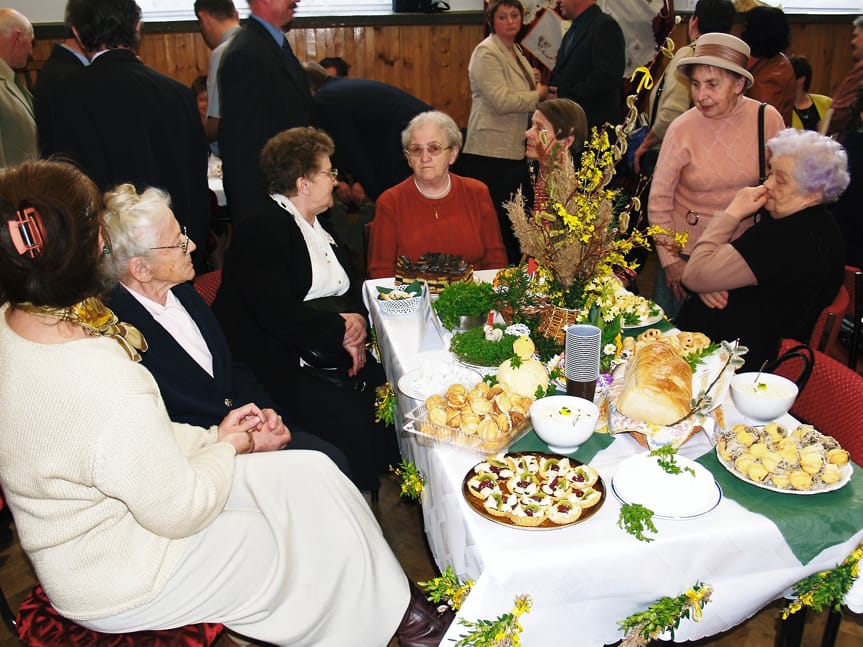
top-left (504, 95), bottom-right (686, 313)
top-left (374, 382), bottom-right (396, 427)
top-left (418, 565), bottom-right (474, 612)
top-left (618, 582), bottom-right (713, 647)
top-left (454, 594), bottom-right (532, 647)
top-left (389, 459), bottom-right (425, 501)
top-left (782, 541), bottom-right (863, 618)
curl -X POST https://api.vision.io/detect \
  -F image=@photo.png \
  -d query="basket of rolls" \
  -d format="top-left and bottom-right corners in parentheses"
top-left (605, 329), bottom-right (739, 448)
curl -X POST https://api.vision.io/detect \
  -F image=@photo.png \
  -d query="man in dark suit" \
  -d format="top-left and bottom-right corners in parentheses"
top-left (549, 0), bottom-right (625, 131)
top-left (33, 39), bottom-right (88, 154)
top-left (39, 0), bottom-right (211, 272)
top-left (108, 281), bottom-right (351, 477)
top-left (217, 0), bottom-right (311, 224)
top-left (304, 63), bottom-right (432, 201)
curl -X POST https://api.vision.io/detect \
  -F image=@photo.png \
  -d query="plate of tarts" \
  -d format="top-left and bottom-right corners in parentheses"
top-left (461, 451), bottom-right (606, 530)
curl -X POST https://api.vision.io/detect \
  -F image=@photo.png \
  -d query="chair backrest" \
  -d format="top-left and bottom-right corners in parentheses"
top-left (193, 270), bottom-right (222, 306)
top-left (809, 284), bottom-right (850, 358)
top-left (845, 265), bottom-right (863, 370)
top-left (770, 339), bottom-right (863, 465)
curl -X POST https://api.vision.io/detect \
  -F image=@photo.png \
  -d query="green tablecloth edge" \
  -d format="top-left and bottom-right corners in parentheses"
top-left (510, 429), bottom-right (614, 463)
top-left (697, 453), bottom-right (863, 564)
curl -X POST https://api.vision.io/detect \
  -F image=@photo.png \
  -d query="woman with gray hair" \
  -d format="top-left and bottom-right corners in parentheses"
top-left (677, 128), bottom-right (848, 370)
top-left (367, 110), bottom-right (507, 278)
top-left (102, 183), bottom-right (353, 472)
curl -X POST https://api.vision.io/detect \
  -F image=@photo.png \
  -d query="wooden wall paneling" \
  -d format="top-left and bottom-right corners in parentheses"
top-left (25, 19), bottom-right (858, 130)
top-left (373, 25), bottom-right (403, 89)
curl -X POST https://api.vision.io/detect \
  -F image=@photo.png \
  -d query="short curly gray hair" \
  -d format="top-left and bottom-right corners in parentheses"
top-left (401, 111), bottom-right (463, 151)
top-left (766, 129), bottom-right (850, 203)
top-left (102, 183), bottom-right (173, 283)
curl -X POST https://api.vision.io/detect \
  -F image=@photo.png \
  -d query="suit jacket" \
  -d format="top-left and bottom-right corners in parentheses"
top-left (218, 18), bottom-right (312, 223)
top-left (747, 53), bottom-right (796, 127)
top-left (0, 58), bottom-right (37, 167)
top-left (33, 44), bottom-right (86, 154)
top-left (107, 282), bottom-right (277, 428)
top-left (464, 34), bottom-right (539, 161)
top-left (549, 3), bottom-right (625, 130)
top-left (40, 49), bottom-right (211, 267)
top-left (311, 77), bottom-right (430, 200)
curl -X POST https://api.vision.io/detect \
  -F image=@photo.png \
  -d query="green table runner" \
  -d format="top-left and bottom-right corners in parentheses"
top-left (510, 430), bottom-right (614, 464)
top-left (698, 453), bottom-right (863, 564)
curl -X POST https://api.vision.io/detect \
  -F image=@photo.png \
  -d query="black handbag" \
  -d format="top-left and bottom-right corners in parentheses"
top-left (756, 103), bottom-right (771, 223)
top-left (297, 295), bottom-right (355, 370)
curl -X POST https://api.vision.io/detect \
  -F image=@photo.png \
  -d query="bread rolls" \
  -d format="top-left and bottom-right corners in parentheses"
top-left (617, 341), bottom-right (693, 425)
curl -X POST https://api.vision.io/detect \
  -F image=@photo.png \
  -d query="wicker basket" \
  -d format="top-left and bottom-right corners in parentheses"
top-left (498, 303), bottom-right (546, 326)
top-left (537, 304), bottom-right (583, 344)
top-left (377, 295), bottom-right (422, 315)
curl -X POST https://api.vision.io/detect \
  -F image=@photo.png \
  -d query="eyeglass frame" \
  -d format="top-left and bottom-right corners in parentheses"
top-left (317, 168), bottom-right (339, 181)
top-left (150, 226), bottom-right (190, 254)
top-left (403, 144), bottom-right (453, 158)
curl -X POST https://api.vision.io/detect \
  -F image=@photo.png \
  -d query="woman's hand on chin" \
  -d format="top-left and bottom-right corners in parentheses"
top-left (726, 185), bottom-right (768, 221)
top-left (340, 312), bottom-right (367, 347)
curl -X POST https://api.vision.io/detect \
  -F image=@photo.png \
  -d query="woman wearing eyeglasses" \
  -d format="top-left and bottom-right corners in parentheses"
top-left (101, 184), bottom-right (352, 474)
top-left (212, 127), bottom-right (398, 496)
top-left (367, 110), bottom-right (508, 279)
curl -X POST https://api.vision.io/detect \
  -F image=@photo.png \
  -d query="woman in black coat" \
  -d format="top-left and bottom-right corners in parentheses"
top-left (213, 127), bottom-right (395, 492)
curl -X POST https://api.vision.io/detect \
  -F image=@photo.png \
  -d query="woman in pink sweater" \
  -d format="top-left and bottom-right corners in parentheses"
top-left (368, 111), bottom-right (507, 278)
top-left (648, 33), bottom-right (784, 319)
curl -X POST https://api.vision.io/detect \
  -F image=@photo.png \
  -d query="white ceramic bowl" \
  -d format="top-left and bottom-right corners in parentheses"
top-left (529, 395), bottom-right (599, 454)
top-left (730, 372), bottom-right (798, 422)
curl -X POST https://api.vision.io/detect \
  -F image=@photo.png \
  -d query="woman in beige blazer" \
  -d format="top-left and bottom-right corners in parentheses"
top-left (460, 0), bottom-right (546, 262)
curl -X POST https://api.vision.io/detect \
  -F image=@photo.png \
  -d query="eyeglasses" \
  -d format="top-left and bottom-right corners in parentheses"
top-left (150, 226), bottom-right (190, 254)
top-left (318, 168), bottom-right (339, 181)
top-left (404, 144), bottom-right (452, 158)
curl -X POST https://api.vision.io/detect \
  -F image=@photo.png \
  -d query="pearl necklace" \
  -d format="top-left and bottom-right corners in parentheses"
top-left (414, 174), bottom-right (451, 200)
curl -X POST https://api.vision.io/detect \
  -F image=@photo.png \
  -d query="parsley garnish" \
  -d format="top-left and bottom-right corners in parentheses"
top-left (618, 503), bottom-right (658, 542)
top-left (649, 446), bottom-right (695, 477)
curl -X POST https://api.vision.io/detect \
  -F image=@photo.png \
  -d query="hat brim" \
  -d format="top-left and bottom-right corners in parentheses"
top-left (677, 55), bottom-right (755, 89)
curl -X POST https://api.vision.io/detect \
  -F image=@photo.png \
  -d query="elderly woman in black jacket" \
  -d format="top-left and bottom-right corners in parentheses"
top-left (213, 127), bottom-right (395, 493)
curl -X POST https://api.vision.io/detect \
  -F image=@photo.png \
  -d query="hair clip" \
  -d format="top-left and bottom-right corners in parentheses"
top-left (8, 206), bottom-right (45, 258)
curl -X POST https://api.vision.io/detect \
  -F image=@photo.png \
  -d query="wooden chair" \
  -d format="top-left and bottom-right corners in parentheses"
top-left (809, 284), bottom-right (850, 359)
top-left (769, 338), bottom-right (863, 647)
top-left (844, 266), bottom-right (863, 371)
top-left (192, 270), bottom-right (222, 307)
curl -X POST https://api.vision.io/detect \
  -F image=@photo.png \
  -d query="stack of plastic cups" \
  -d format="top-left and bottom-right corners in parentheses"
top-left (565, 324), bottom-right (601, 402)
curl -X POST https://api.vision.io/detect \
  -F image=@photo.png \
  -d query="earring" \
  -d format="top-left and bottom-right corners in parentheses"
top-left (102, 244), bottom-right (111, 256)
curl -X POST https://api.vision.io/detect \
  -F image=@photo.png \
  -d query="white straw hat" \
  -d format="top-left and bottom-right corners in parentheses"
top-left (678, 33), bottom-right (755, 89)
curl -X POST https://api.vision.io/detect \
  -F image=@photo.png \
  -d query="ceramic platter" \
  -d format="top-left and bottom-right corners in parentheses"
top-left (611, 452), bottom-right (722, 519)
top-left (715, 451), bottom-right (852, 495)
top-left (461, 451), bottom-right (606, 530)
top-left (397, 358), bottom-right (483, 401)
top-left (621, 307), bottom-right (665, 330)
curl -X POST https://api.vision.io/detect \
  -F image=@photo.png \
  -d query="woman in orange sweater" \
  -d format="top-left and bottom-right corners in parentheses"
top-left (367, 111), bottom-right (508, 278)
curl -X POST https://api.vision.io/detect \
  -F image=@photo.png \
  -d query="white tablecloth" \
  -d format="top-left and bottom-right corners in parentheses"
top-left (364, 273), bottom-right (863, 646)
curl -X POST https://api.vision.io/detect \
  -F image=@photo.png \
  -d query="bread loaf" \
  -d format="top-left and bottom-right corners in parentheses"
top-left (617, 340), bottom-right (692, 425)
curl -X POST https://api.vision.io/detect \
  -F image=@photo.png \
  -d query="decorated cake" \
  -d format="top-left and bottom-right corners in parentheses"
top-left (395, 252), bottom-right (474, 292)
